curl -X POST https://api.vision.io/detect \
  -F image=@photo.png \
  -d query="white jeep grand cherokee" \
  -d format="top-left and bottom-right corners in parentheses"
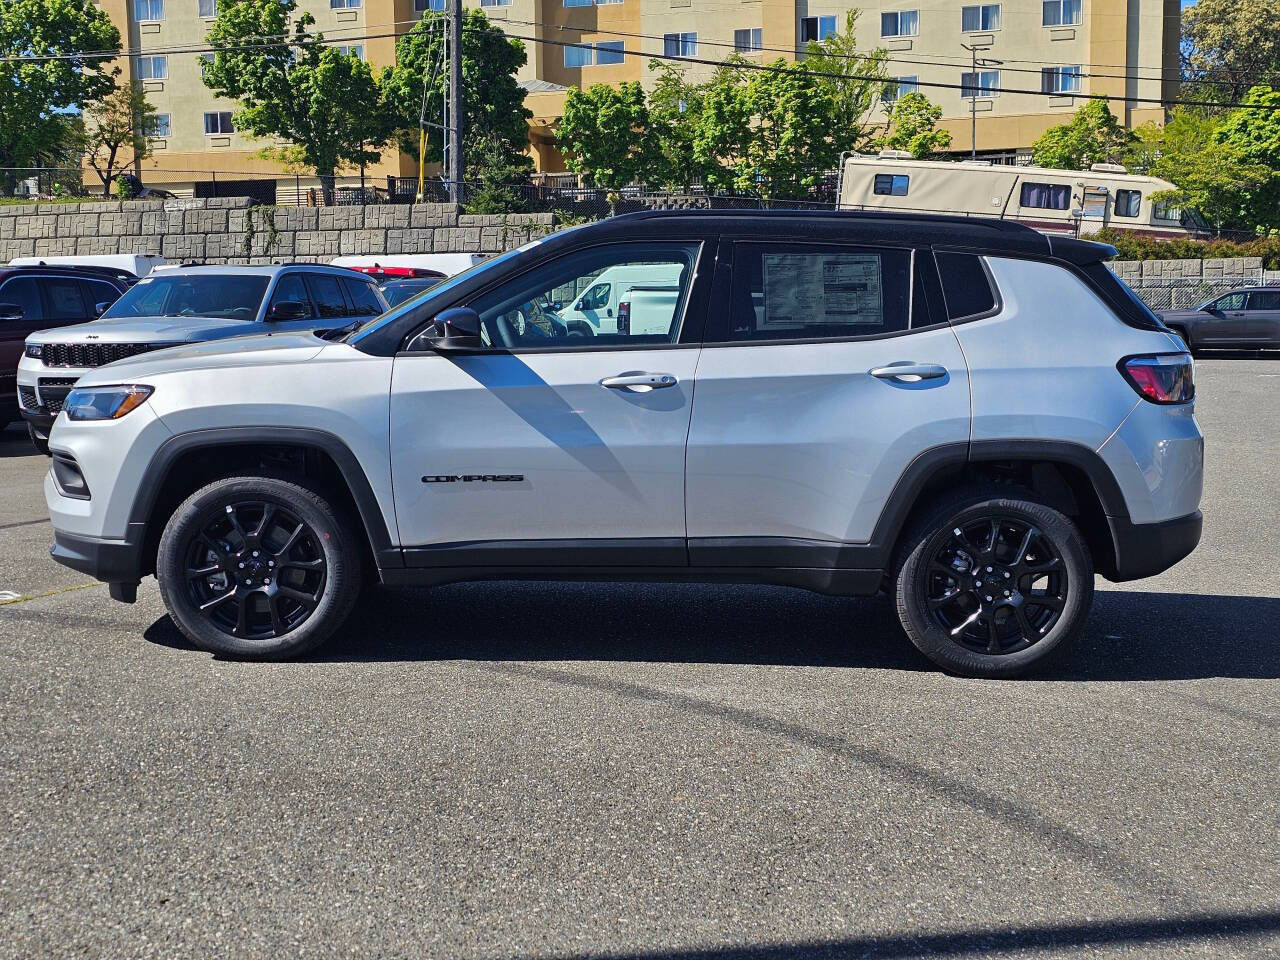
top-left (43, 211), bottom-right (1203, 678)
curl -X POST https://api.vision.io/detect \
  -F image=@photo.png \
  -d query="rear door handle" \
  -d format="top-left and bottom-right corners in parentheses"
top-left (601, 372), bottom-right (678, 391)
top-left (869, 363), bottom-right (949, 381)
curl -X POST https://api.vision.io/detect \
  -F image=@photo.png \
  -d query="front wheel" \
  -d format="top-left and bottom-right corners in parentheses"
top-left (156, 476), bottom-right (362, 659)
top-left (894, 490), bottom-right (1093, 678)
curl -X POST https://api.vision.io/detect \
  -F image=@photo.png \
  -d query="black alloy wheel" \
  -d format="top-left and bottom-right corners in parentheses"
top-left (184, 500), bottom-right (328, 640)
top-left (924, 517), bottom-right (1068, 655)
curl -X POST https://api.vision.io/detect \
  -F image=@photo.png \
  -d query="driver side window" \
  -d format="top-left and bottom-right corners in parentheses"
top-left (577, 282), bottom-right (610, 311)
top-left (1213, 293), bottom-right (1245, 311)
top-left (466, 242), bottom-right (700, 350)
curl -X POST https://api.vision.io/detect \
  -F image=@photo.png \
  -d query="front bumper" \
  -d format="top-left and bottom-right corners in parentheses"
top-left (1107, 510), bottom-right (1203, 581)
top-left (20, 408), bottom-right (56, 439)
top-left (50, 526), bottom-right (146, 599)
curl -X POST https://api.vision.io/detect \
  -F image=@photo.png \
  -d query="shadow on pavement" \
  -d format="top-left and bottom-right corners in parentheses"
top-left (0, 423), bottom-right (39, 459)
top-left (143, 581), bottom-right (1280, 681)
top-left (534, 910), bottom-right (1280, 959)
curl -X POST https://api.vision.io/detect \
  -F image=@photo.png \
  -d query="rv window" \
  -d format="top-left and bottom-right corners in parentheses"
top-left (1114, 189), bottom-right (1141, 218)
top-left (873, 174), bottom-right (910, 196)
top-left (1019, 182), bottom-right (1071, 210)
top-left (1153, 201), bottom-right (1181, 222)
top-left (935, 252), bottom-right (997, 320)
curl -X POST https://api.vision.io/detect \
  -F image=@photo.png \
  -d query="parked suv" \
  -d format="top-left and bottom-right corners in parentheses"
top-left (0, 264), bottom-right (134, 438)
top-left (18, 264), bottom-right (386, 453)
top-left (1159, 287), bottom-right (1280, 353)
top-left (43, 212), bottom-right (1203, 677)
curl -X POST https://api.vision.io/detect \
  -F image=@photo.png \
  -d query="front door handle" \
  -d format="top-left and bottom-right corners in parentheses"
top-left (601, 372), bottom-right (678, 391)
top-left (869, 363), bottom-right (949, 382)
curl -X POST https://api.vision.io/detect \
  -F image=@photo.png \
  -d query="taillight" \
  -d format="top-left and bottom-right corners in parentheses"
top-left (1120, 354), bottom-right (1195, 404)
top-left (617, 300), bottom-right (630, 336)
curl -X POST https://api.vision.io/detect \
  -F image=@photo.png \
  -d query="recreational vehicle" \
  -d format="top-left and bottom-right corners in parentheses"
top-left (837, 153), bottom-right (1206, 238)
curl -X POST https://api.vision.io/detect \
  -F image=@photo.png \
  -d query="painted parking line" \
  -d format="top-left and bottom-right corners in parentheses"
top-left (0, 518), bottom-right (49, 531)
top-left (0, 582), bottom-right (97, 606)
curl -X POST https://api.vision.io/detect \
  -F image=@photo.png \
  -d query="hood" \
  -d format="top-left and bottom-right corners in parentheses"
top-left (1158, 308), bottom-right (1210, 322)
top-left (73, 332), bottom-right (328, 385)
top-left (26, 315), bottom-right (268, 345)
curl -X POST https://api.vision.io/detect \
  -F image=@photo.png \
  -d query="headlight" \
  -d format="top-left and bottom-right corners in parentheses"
top-left (64, 385), bottom-right (154, 421)
top-left (24, 343), bottom-right (43, 359)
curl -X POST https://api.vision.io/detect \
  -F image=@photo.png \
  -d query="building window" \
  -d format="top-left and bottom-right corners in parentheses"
top-left (136, 55), bottom-right (167, 80)
top-left (204, 111), bottom-right (234, 135)
top-left (197, 0), bottom-right (216, 17)
top-left (1114, 189), bottom-right (1141, 218)
top-left (663, 32), bottom-right (697, 58)
top-left (961, 4), bottom-right (1000, 31)
top-left (734, 28), bottom-right (763, 52)
top-left (883, 76), bottom-right (918, 102)
top-left (961, 70), bottom-right (1000, 98)
top-left (144, 114), bottom-right (170, 137)
top-left (1042, 0), bottom-right (1081, 26)
top-left (479, 0), bottom-right (510, 6)
top-left (1041, 65), bottom-right (1082, 94)
top-left (873, 174), bottom-right (910, 196)
top-left (801, 16), bottom-right (837, 42)
top-left (564, 43), bottom-right (593, 67)
top-left (880, 10), bottom-right (918, 37)
top-left (1020, 182), bottom-right (1072, 209)
top-left (414, 0), bottom-right (445, 10)
top-left (133, 0), bottom-right (163, 21)
top-left (564, 0), bottom-right (592, 5)
top-left (330, 0), bottom-right (360, 8)
top-left (337, 44), bottom-right (365, 60)
top-left (595, 41), bottom-right (625, 65)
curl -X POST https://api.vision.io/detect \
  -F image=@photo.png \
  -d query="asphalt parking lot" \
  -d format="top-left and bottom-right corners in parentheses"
top-left (1, 358), bottom-right (1277, 960)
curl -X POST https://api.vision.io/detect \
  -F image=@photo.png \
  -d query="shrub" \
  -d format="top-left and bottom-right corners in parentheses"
top-left (1095, 229), bottom-right (1280, 269)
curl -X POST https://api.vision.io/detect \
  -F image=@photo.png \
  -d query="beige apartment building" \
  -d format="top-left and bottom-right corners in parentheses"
top-left (98, 0), bottom-right (1179, 195)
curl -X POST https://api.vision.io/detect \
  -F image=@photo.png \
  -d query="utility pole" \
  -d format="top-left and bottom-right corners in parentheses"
top-left (448, 0), bottom-right (464, 204)
top-left (961, 43), bottom-right (1002, 161)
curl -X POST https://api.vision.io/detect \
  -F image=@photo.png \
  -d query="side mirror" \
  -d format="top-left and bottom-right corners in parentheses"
top-left (0, 302), bottom-right (22, 321)
top-left (268, 301), bottom-right (309, 321)
top-left (428, 306), bottom-right (484, 351)
top-left (94, 301), bottom-right (112, 317)
top-left (551, 301), bottom-right (563, 311)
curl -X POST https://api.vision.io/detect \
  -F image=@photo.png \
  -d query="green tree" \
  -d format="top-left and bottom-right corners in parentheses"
top-left (1031, 101), bottom-right (1133, 170)
top-left (1138, 107), bottom-right (1272, 233)
top-left (0, 0), bottom-right (121, 192)
top-left (202, 0), bottom-right (392, 202)
top-left (380, 10), bottom-right (533, 180)
top-left (646, 61), bottom-right (709, 191)
top-left (1182, 0), bottom-right (1280, 104)
top-left (801, 10), bottom-right (889, 155)
top-left (1213, 85), bottom-right (1280, 231)
top-left (875, 91), bottom-right (952, 158)
top-left (558, 82), bottom-right (651, 212)
top-left (83, 82), bottom-right (156, 197)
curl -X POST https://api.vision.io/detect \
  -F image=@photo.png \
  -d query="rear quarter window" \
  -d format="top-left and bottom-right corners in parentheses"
top-left (934, 252), bottom-right (997, 320)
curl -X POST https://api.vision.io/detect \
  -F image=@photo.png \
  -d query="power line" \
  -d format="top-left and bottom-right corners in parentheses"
top-left (4, 20), bottom-right (1279, 111)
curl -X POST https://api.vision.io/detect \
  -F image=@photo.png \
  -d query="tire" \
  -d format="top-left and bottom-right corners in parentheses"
top-left (156, 476), bottom-right (362, 659)
top-left (27, 424), bottom-right (50, 457)
top-left (893, 487), bottom-right (1093, 679)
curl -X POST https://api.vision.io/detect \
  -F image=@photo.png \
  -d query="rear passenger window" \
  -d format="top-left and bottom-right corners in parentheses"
top-left (1248, 291), bottom-right (1280, 310)
top-left (306, 274), bottom-right (348, 318)
top-left (934, 252), bottom-right (997, 319)
top-left (44, 278), bottom-right (89, 320)
top-left (342, 278), bottom-right (383, 316)
top-left (723, 244), bottom-right (911, 342)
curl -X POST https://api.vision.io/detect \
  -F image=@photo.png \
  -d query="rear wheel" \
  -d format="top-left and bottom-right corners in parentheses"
top-left (894, 489), bottom-right (1093, 678)
top-left (156, 476), bottom-right (361, 659)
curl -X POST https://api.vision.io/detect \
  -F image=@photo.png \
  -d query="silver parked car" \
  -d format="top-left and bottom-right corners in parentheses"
top-left (1159, 287), bottom-right (1280, 354)
top-left (42, 211), bottom-right (1202, 678)
top-left (18, 264), bottom-right (387, 454)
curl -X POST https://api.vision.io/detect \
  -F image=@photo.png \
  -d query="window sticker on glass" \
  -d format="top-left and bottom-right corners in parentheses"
top-left (762, 254), bottom-right (884, 326)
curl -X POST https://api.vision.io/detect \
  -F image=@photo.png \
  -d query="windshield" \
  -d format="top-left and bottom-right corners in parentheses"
top-left (100, 274), bottom-right (271, 320)
top-left (381, 279), bottom-right (442, 307)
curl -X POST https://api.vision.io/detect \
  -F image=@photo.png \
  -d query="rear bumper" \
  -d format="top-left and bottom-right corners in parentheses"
top-left (1106, 510), bottom-right (1203, 582)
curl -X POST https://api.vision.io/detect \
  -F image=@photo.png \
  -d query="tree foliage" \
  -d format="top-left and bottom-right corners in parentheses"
top-left (83, 82), bottom-right (156, 197)
top-left (645, 61), bottom-right (707, 191)
top-left (1182, 0), bottom-right (1280, 104)
top-left (1030, 101), bottom-right (1133, 170)
top-left (800, 11), bottom-right (889, 156)
top-left (381, 10), bottom-right (532, 177)
top-left (558, 82), bottom-right (651, 207)
top-left (1213, 85), bottom-right (1280, 231)
top-left (202, 0), bottom-right (392, 194)
top-left (0, 0), bottom-right (121, 189)
top-left (874, 92), bottom-right (952, 158)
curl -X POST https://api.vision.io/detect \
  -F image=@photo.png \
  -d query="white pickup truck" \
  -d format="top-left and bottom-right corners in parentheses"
top-left (617, 285), bottom-right (682, 337)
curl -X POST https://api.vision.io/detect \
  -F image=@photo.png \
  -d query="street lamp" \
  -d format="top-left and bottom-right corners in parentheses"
top-left (961, 44), bottom-right (1003, 161)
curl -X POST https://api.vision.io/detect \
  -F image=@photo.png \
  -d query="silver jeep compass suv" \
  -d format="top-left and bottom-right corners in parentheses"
top-left (42, 211), bottom-right (1203, 678)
